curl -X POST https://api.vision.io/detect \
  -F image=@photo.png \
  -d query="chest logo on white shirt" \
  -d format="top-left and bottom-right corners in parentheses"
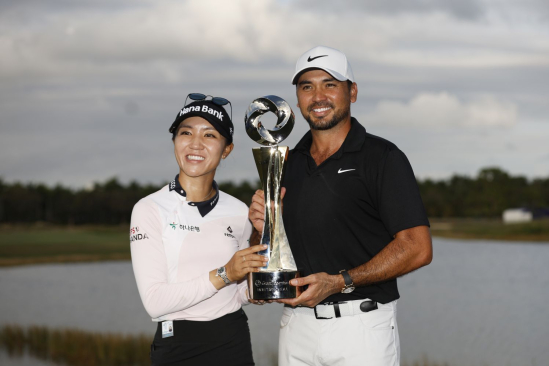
top-left (169, 222), bottom-right (201, 233)
top-left (225, 226), bottom-right (236, 239)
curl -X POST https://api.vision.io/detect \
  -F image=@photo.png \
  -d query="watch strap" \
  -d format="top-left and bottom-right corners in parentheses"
top-left (340, 270), bottom-right (353, 287)
top-left (217, 267), bottom-right (231, 284)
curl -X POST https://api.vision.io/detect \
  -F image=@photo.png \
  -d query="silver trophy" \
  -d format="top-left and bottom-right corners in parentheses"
top-left (245, 95), bottom-right (301, 300)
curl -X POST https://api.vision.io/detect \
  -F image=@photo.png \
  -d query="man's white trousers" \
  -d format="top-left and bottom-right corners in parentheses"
top-left (278, 300), bottom-right (400, 366)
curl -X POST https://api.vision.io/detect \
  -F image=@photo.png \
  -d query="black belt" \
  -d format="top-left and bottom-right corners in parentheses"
top-left (286, 300), bottom-right (378, 319)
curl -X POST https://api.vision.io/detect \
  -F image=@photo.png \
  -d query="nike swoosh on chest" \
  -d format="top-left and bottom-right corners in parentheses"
top-left (338, 168), bottom-right (356, 174)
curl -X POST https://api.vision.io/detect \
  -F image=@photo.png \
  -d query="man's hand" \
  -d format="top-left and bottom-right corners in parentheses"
top-left (248, 188), bottom-right (286, 233)
top-left (249, 189), bottom-right (266, 232)
top-left (276, 272), bottom-right (344, 308)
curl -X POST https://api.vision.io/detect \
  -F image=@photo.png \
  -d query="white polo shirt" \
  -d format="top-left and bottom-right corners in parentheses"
top-left (130, 176), bottom-right (252, 322)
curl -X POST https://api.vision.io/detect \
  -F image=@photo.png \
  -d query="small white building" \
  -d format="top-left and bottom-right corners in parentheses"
top-left (502, 208), bottom-right (533, 224)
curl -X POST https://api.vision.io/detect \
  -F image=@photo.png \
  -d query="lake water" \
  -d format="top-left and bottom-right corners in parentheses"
top-left (1, 237), bottom-right (548, 366)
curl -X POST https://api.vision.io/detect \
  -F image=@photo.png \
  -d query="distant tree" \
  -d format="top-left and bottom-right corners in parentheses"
top-left (219, 180), bottom-right (261, 206)
top-left (417, 167), bottom-right (547, 219)
top-left (0, 168), bottom-right (546, 224)
top-left (0, 178), bottom-right (5, 222)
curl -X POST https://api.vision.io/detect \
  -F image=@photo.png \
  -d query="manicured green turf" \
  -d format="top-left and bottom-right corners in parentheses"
top-left (1, 220), bottom-right (547, 267)
top-left (0, 225), bottom-right (130, 266)
top-left (430, 218), bottom-right (549, 242)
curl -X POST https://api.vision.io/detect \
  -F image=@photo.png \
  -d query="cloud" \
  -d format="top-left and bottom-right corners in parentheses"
top-left (3, 0), bottom-right (548, 89)
top-left (296, 0), bottom-right (486, 20)
top-left (0, 0), bottom-right (547, 187)
top-left (364, 92), bottom-right (518, 127)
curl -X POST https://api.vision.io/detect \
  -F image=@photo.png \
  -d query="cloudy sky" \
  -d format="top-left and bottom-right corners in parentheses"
top-left (1, 0), bottom-right (548, 188)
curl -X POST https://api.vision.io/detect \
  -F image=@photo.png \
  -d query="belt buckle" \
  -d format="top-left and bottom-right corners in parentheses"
top-left (313, 304), bottom-right (333, 320)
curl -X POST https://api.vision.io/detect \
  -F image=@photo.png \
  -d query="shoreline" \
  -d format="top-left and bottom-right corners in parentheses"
top-left (1, 222), bottom-right (548, 267)
top-left (0, 254), bottom-right (131, 268)
top-left (429, 218), bottom-right (549, 242)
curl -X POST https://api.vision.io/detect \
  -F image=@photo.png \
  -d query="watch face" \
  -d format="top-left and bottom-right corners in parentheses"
top-left (342, 286), bottom-right (355, 294)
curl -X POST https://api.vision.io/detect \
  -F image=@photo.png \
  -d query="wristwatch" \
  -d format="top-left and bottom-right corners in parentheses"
top-left (216, 266), bottom-right (231, 284)
top-left (339, 270), bottom-right (355, 293)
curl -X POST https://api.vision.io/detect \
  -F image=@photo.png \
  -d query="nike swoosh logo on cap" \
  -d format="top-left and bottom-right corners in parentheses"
top-left (307, 55), bottom-right (328, 62)
top-left (338, 168), bottom-right (355, 174)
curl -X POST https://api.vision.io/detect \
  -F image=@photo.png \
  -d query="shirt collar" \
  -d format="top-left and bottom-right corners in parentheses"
top-left (294, 117), bottom-right (366, 159)
top-left (169, 174), bottom-right (220, 217)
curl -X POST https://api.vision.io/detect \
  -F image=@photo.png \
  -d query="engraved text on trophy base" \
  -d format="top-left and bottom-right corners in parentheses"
top-left (248, 271), bottom-right (301, 300)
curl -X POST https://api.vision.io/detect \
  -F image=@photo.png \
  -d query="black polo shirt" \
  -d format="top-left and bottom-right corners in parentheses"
top-left (282, 118), bottom-right (429, 304)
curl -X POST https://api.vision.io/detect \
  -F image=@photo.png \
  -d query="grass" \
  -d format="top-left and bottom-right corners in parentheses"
top-left (1, 324), bottom-right (150, 366)
top-left (1, 219), bottom-right (547, 267)
top-left (0, 224), bottom-right (129, 267)
top-left (0, 324), bottom-right (451, 366)
top-left (430, 218), bottom-right (549, 242)
top-left (402, 356), bottom-right (450, 366)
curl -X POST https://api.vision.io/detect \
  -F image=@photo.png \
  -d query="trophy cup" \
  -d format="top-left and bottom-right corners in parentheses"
top-left (245, 95), bottom-right (301, 300)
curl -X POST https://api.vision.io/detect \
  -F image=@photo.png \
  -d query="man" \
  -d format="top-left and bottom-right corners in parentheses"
top-left (249, 46), bottom-right (432, 365)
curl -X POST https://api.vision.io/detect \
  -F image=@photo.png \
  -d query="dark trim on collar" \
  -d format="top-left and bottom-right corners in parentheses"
top-left (169, 175), bottom-right (220, 217)
top-left (294, 118), bottom-right (366, 159)
top-left (169, 175), bottom-right (187, 197)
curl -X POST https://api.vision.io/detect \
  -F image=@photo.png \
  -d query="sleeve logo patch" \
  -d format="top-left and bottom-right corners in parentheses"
top-left (130, 227), bottom-right (149, 242)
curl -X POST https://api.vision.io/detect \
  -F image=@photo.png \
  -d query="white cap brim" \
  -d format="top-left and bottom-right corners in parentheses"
top-left (291, 46), bottom-right (354, 85)
top-left (291, 67), bottom-right (348, 85)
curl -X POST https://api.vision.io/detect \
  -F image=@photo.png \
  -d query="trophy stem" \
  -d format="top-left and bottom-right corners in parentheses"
top-left (261, 148), bottom-right (273, 267)
top-left (256, 146), bottom-right (287, 271)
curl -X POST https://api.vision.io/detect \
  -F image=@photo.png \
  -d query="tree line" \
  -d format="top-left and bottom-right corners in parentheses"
top-left (1, 167), bottom-right (548, 225)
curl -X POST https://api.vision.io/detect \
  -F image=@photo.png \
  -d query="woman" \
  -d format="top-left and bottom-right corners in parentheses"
top-left (130, 93), bottom-right (267, 365)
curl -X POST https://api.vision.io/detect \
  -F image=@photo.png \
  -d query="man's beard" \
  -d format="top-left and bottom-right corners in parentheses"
top-left (304, 103), bottom-right (350, 131)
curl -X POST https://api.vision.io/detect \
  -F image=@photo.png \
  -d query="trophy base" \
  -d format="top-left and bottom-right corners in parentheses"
top-left (248, 270), bottom-right (301, 300)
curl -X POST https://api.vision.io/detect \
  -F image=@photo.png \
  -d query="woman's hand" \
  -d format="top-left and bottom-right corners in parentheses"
top-left (246, 290), bottom-right (274, 305)
top-left (249, 298), bottom-right (275, 305)
top-left (225, 244), bottom-right (268, 283)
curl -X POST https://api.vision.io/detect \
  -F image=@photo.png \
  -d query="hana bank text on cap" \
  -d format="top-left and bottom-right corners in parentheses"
top-left (291, 46), bottom-right (355, 85)
top-left (169, 96), bottom-right (234, 144)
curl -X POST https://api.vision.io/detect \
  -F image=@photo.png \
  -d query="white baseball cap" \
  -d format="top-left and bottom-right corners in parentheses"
top-left (291, 46), bottom-right (355, 85)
